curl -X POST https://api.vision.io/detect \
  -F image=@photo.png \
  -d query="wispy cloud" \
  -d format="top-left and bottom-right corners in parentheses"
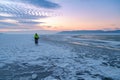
top-left (0, 0), bottom-right (61, 31)
top-left (0, 19), bottom-right (18, 23)
top-left (19, 0), bottom-right (61, 9)
top-left (0, 22), bottom-right (18, 28)
top-left (0, 13), bottom-right (13, 17)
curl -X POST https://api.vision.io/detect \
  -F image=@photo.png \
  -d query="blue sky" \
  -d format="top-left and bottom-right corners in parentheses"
top-left (0, 0), bottom-right (120, 33)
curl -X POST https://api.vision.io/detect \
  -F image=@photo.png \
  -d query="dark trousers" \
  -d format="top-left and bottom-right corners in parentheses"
top-left (35, 38), bottom-right (38, 44)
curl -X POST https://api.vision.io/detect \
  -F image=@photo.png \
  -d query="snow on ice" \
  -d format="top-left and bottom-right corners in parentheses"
top-left (0, 34), bottom-right (120, 80)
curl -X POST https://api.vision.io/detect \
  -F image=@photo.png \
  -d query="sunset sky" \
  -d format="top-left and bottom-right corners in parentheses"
top-left (0, 0), bottom-right (120, 33)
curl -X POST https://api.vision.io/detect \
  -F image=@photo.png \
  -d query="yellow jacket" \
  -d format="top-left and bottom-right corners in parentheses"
top-left (34, 34), bottom-right (39, 39)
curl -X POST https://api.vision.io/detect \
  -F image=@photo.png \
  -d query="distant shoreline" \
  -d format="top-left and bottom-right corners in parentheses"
top-left (58, 30), bottom-right (120, 35)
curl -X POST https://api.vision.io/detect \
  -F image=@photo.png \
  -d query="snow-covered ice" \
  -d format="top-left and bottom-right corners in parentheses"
top-left (0, 34), bottom-right (120, 80)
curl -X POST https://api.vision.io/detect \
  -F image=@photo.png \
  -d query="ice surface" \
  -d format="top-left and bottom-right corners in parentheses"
top-left (0, 34), bottom-right (120, 80)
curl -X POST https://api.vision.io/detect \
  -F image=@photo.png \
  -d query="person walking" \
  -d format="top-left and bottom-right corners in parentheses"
top-left (34, 33), bottom-right (39, 45)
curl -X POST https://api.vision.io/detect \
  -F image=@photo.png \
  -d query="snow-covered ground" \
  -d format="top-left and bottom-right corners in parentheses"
top-left (0, 34), bottom-right (120, 80)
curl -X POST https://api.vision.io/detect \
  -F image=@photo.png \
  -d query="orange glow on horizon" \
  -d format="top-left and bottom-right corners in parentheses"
top-left (0, 16), bottom-right (119, 32)
top-left (32, 14), bottom-right (119, 31)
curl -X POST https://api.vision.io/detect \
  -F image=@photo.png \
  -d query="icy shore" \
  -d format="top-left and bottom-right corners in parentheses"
top-left (0, 34), bottom-right (120, 80)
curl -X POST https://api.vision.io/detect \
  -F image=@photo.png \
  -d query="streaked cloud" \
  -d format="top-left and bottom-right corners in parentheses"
top-left (0, 22), bottom-right (18, 28)
top-left (0, 13), bottom-right (13, 17)
top-left (0, 19), bottom-right (18, 24)
top-left (0, 0), bottom-right (119, 33)
top-left (0, 0), bottom-right (61, 32)
top-left (18, 20), bottom-right (44, 25)
top-left (19, 0), bottom-right (61, 9)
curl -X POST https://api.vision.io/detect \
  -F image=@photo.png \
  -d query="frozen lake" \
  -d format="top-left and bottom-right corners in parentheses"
top-left (0, 34), bottom-right (120, 80)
